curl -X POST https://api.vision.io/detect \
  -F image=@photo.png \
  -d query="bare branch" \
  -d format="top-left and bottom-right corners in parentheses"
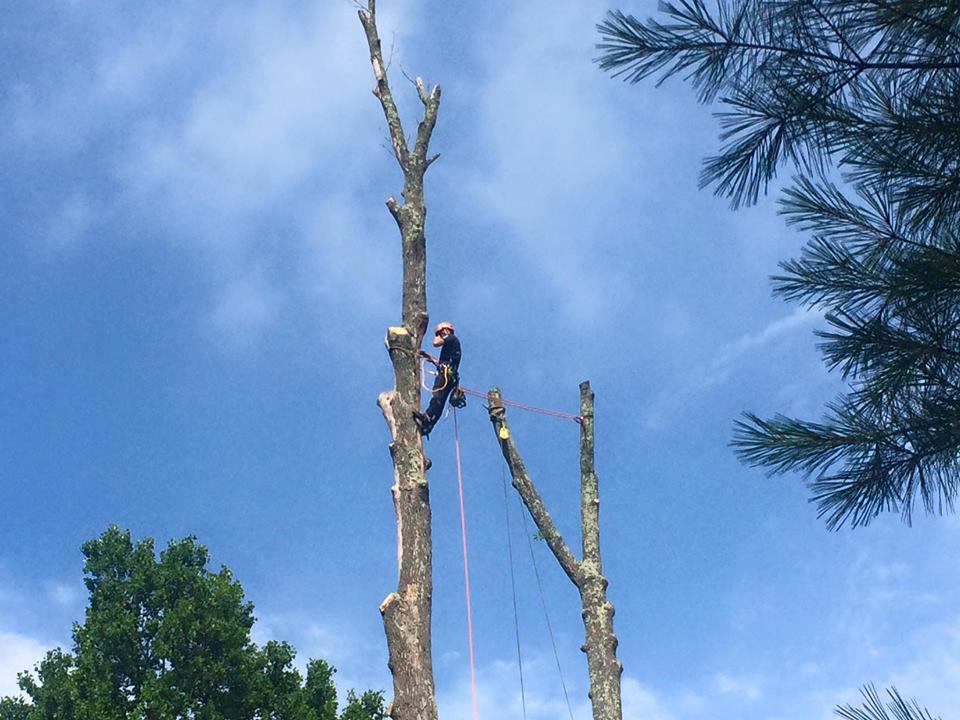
top-left (486, 389), bottom-right (582, 585)
top-left (412, 84), bottom-right (442, 165)
top-left (358, 4), bottom-right (409, 169)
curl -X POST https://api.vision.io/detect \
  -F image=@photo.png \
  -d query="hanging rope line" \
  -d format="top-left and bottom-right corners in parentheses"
top-left (453, 410), bottom-right (480, 720)
top-left (421, 355), bottom-right (576, 717)
top-left (501, 465), bottom-right (528, 720)
top-left (518, 494), bottom-right (576, 720)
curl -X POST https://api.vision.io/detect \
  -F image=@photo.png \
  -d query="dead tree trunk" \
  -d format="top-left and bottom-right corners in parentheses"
top-left (486, 382), bottom-right (623, 720)
top-left (358, 3), bottom-right (441, 719)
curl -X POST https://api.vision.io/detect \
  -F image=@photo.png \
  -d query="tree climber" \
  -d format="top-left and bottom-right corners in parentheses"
top-left (414, 321), bottom-right (464, 437)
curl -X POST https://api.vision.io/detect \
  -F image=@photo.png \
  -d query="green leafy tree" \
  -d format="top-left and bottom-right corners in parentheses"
top-left (0, 697), bottom-right (31, 720)
top-left (338, 691), bottom-right (385, 720)
top-left (597, 1), bottom-right (960, 529)
top-left (3, 527), bottom-right (378, 720)
top-left (303, 660), bottom-right (339, 720)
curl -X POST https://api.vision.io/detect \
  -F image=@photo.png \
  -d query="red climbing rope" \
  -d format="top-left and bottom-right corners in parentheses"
top-left (421, 356), bottom-right (579, 423)
top-left (459, 386), bottom-right (582, 423)
top-left (453, 410), bottom-right (480, 720)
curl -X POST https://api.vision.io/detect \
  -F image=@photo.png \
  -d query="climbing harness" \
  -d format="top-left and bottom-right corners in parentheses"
top-left (420, 357), bottom-right (451, 393)
top-left (420, 358), bottom-right (463, 404)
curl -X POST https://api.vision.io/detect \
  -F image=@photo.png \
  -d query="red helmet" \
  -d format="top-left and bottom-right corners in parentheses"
top-left (434, 321), bottom-right (455, 336)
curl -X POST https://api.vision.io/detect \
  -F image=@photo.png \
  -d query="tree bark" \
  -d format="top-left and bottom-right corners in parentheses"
top-left (486, 383), bottom-right (623, 720)
top-left (576, 382), bottom-right (623, 720)
top-left (358, 3), bottom-right (441, 719)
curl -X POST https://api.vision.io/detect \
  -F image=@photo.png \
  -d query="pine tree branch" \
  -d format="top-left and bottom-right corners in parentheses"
top-left (859, 0), bottom-right (960, 46)
top-left (835, 684), bottom-right (941, 720)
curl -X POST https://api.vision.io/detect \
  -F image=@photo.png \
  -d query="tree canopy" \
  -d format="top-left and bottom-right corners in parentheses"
top-left (2, 527), bottom-right (384, 720)
top-left (0, 697), bottom-right (31, 720)
top-left (598, 0), bottom-right (960, 529)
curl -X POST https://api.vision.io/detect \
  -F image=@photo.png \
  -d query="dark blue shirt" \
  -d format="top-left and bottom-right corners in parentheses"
top-left (438, 333), bottom-right (461, 371)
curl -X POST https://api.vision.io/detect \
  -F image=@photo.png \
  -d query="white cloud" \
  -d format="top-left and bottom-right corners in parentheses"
top-left (807, 619), bottom-right (960, 720)
top-left (298, 193), bottom-right (394, 318)
top-left (461, 0), bottom-right (636, 326)
top-left (208, 271), bottom-right (283, 348)
top-left (10, 1), bottom-right (420, 344)
top-left (713, 671), bottom-right (762, 701)
top-left (120, 1), bottom-right (423, 223)
top-left (121, 0), bottom-right (422, 342)
top-left (46, 583), bottom-right (81, 609)
top-left (704, 308), bottom-right (821, 387)
top-left (437, 655), bottom-right (674, 720)
top-left (0, 631), bottom-right (50, 697)
top-left (879, 618), bottom-right (960, 715)
top-left (622, 676), bottom-right (676, 720)
top-left (640, 307), bottom-right (822, 428)
top-left (438, 655), bottom-right (590, 720)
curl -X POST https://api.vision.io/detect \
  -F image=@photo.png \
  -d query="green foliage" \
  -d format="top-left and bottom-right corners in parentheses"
top-left (835, 685), bottom-right (940, 720)
top-left (338, 691), bottom-right (385, 720)
top-left (3, 526), bottom-right (380, 720)
top-left (0, 697), bottom-right (31, 720)
top-left (598, 1), bottom-right (960, 529)
top-left (303, 660), bottom-right (339, 720)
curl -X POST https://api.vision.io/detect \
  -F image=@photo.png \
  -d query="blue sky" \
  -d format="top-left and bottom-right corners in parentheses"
top-left (2, 1), bottom-right (959, 718)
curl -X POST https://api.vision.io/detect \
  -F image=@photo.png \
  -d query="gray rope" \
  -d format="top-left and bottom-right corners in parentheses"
top-left (501, 466), bottom-right (528, 720)
top-left (517, 491), bottom-right (576, 720)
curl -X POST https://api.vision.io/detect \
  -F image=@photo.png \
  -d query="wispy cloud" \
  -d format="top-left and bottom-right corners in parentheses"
top-left (459, 1), bottom-right (637, 326)
top-left (0, 631), bottom-right (50, 697)
top-left (622, 676), bottom-right (677, 720)
top-left (713, 671), bottom-right (762, 701)
top-left (884, 617), bottom-right (960, 714)
top-left (45, 582), bottom-right (82, 610)
top-left (436, 650), bottom-right (676, 720)
top-left (641, 307), bottom-right (822, 428)
top-left (7, 1), bottom-right (417, 345)
top-left (207, 271), bottom-right (283, 349)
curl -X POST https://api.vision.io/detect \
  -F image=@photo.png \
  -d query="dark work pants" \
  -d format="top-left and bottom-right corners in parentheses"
top-left (424, 365), bottom-right (457, 430)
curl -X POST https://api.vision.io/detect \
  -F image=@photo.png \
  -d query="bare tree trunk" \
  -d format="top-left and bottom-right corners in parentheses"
top-left (576, 383), bottom-right (623, 720)
top-left (486, 382), bottom-right (623, 720)
top-left (358, 3), bottom-right (441, 719)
